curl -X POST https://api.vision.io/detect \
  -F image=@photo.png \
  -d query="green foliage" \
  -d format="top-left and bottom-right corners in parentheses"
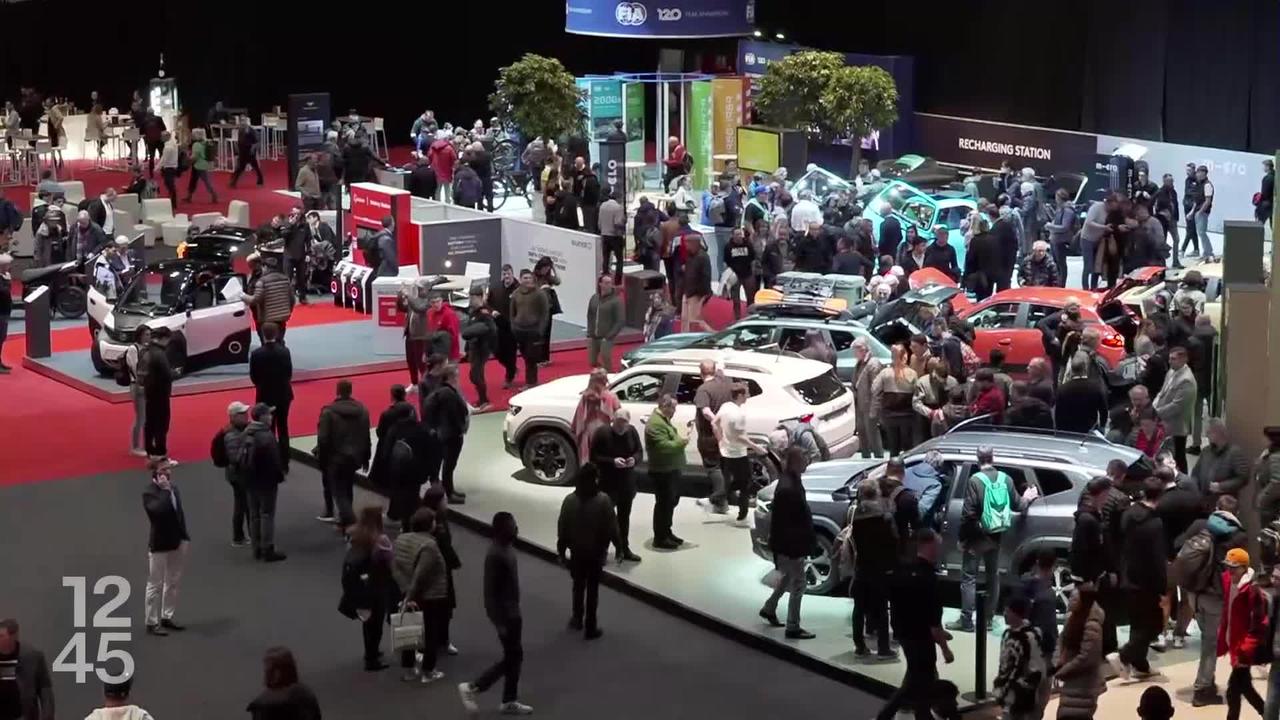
top-left (754, 51), bottom-right (898, 144)
top-left (489, 54), bottom-right (586, 142)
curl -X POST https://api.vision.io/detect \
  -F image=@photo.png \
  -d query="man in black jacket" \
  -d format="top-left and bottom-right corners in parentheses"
top-left (142, 327), bottom-right (175, 461)
top-left (1111, 478), bottom-right (1166, 679)
top-left (142, 458), bottom-right (189, 635)
top-left (831, 236), bottom-right (872, 277)
top-left (878, 529), bottom-right (955, 720)
top-left (0, 618), bottom-right (54, 720)
top-left (249, 322), bottom-right (294, 474)
top-left (244, 403), bottom-right (287, 562)
top-left (990, 212), bottom-right (1019, 291)
top-left (1005, 381), bottom-right (1054, 429)
top-left (281, 208), bottom-right (310, 303)
top-left (229, 117), bottom-right (264, 187)
top-left (922, 229), bottom-right (960, 281)
top-left (316, 379), bottom-right (372, 528)
top-left (760, 447), bottom-right (818, 640)
top-left (462, 290), bottom-right (498, 410)
top-left (578, 163), bottom-right (601, 234)
top-left (1070, 477), bottom-right (1108, 588)
top-left (407, 155), bottom-right (438, 201)
top-left (877, 213), bottom-right (902, 261)
top-left (1190, 419), bottom-right (1250, 503)
top-left (557, 464), bottom-right (620, 640)
top-left (1054, 353), bottom-right (1109, 433)
top-left (488, 265), bottom-right (520, 388)
top-left (590, 409), bottom-right (643, 564)
top-left (86, 188), bottom-right (118, 237)
top-left (963, 225), bottom-right (1003, 300)
top-left (422, 364), bottom-right (471, 504)
top-left (881, 459), bottom-right (920, 562)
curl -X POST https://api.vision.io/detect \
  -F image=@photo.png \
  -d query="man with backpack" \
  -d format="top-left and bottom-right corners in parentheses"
top-left (947, 446), bottom-right (1038, 633)
top-left (242, 403), bottom-right (288, 562)
top-left (210, 401), bottom-right (253, 548)
top-left (1173, 493), bottom-right (1248, 706)
top-left (881, 459), bottom-right (920, 563)
top-left (772, 419), bottom-right (830, 465)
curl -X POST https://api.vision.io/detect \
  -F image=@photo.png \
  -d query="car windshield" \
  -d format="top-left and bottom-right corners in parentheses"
top-left (118, 268), bottom-right (186, 308)
top-left (790, 368), bottom-right (846, 405)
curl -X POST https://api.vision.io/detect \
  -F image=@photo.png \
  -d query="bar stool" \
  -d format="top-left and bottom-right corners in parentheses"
top-left (31, 140), bottom-right (54, 184)
top-left (120, 127), bottom-right (141, 165)
top-left (372, 117), bottom-right (389, 161)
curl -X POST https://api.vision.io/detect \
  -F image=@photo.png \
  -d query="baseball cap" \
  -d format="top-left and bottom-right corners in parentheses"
top-left (1225, 548), bottom-right (1250, 568)
top-left (227, 401), bottom-right (251, 416)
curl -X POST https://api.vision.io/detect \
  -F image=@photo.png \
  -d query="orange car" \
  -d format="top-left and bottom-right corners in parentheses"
top-left (956, 286), bottom-right (1134, 376)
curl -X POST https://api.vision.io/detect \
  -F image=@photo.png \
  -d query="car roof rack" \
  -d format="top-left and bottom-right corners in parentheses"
top-left (747, 302), bottom-right (855, 322)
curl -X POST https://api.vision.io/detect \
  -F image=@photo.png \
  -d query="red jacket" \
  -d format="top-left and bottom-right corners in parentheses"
top-left (1217, 568), bottom-right (1269, 667)
top-left (969, 386), bottom-right (1006, 424)
top-left (427, 304), bottom-right (462, 361)
top-left (664, 144), bottom-right (687, 171)
top-left (1133, 423), bottom-right (1166, 459)
top-left (427, 140), bottom-right (457, 183)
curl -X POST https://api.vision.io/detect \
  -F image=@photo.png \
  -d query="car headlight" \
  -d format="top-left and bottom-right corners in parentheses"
top-left (508, 405), bottom-right (522, 416)
top-left (105, 327), bottom-right (134, 343)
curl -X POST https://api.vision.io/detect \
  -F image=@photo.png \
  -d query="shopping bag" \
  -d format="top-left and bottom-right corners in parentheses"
top-left (390, 601), bottom-right (424, 652)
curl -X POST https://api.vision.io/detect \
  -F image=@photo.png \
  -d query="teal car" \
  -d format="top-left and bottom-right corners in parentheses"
top-left (863, 180), bottom-right (977, 269)
top-left (618, 312), bottom-right (892, 383)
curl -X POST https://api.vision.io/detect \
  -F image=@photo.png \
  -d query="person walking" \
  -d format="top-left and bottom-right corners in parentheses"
top-left (461, 289), bottom-right (497, 411)
top-left (249, 322), bottom-right (294, 474)
top-left (123, 325), bottom-right (152, 455)
top-left (853, 338), bottom-right (885, 458)
top-left (645, 393), bottom-right (687, 550)
top-left (339, 506), bottom-right (394, 672)
top-left (715, 382), bottom-right (768, 522)
top-left (508, 270), bottom-right (549, 388)
top-left (1191, 165), bottom-right (1216, 260)
top-left (458, 512), bottom-right (533, 716)
top-left (586, 274), bottom-right (624, 372)
top-left (556, 464), bottom-right (619, 640)
top-left (0, 619), bottom-right (54, 720)
top-left (848, 478), bottom-right (897, 657)
top-left (393, 507), bottom-right (449, 684)
top-left (1053, 589), bottom-right (1107, 720)
top-left (401, 279), bottom-right (433, 386)
top-left (245, 647), bottom-right (322, 719)
top-left (598, 190), bottom-right (626, 284)
top-left (1218, 549), bottom-right (1267, 720)
top-left (210, 400), bottom-right (252, 548)
top-left (157, 132), bottom-right (180, 212)
top-left (419, 363), bottom-right (470, 504)
top-left (877, 529), bottom-right (955, 720)
top-left (142, 458), bottom-right (188, 636)
top-left (680, 236), bottom-right (713, 333)
top-left (229, 117), bottom-right (264, 188)
top-left (243, 403), bottom-right (288, 563)
top-left (992, 596), bottom-right (1047, 720)
top-left (487, 266), bottom-right (520, 389)
top-left (1178, 494), bottom-right (1248, 706)
top-left (759, 447), bottom-right (818, 640)
top-left (316, 379), bottom-right (372, 529)
top-left (422, 487), bottom-right (462, 658)
top-left (1154, 346), bottom-right (1197, 472)
top-left (590, 408), bottom-right (643, 563)
top-left (183, 128), bottom-right (218, 203)
top-left (141, 326), bottom-right (174, 462)
top-left (1107, 478), bottom-right (1167, 681)
top-left (949, 446), bottom-right (1038, 632)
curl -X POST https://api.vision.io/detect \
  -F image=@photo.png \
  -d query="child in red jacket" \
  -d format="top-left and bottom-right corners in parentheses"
top-left (1217, 548), bottom-right (1268, 719)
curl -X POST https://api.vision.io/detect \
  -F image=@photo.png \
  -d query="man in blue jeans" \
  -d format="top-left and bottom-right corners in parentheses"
top-left (1191, 165), bottom-right (1216, 259)
top-left (946, 446), bottom-right (1037, 633)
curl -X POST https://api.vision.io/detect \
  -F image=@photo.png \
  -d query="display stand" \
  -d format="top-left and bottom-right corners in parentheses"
top-left (22, 286), bottom-right (51, 359)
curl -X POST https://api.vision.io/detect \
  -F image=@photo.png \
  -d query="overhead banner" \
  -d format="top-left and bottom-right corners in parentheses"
top-left (687, 81), bottom-right (713, 187)
top-left (566, 0), bottom-right (755, 38)
top-left (624, 82), bottom-right (645, 164)
top-left (589, 79), bottom-right (624, 140)
top-left (286, 92), bottom-right (331, 189)
top-left (599, 140), bottom-right (627, 201)
top-left (711, 77), bottom-right (745, 163)
top-left (914, 112), bottom-right (1098, 176)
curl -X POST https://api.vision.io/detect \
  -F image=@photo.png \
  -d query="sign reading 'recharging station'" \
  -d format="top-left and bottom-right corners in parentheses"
top-left (566, 0), bottom-right (755, 38)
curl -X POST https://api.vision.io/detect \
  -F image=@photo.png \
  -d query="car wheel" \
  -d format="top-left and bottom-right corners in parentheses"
top-left (803, 533), bottom-right (837, 595)
top-left (520, 429), bottom-right (578, 486)
top-left (90, 334), bottom-right (111, 376)
top-left (167, 332), bottom-right (188, 377)
top-left (749, 455), bottom-right (780, 496)
top-left (57, 286), bottom-right (87, 318)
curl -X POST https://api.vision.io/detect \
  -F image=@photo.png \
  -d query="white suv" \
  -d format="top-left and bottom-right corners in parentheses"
top-left (502, 349), bottom-right (858, 487)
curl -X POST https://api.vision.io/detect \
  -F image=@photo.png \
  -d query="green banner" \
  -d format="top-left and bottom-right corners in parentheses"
top-left (687, 81), bottom-right (713, 189)
top-left (589, 79), bottom-right (623, 141)
top-left (624, 82), bottom-right (645, 164)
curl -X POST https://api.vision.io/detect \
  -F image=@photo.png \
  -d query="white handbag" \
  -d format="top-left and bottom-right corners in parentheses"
top-left (390, 601), bottom-right (424, 652)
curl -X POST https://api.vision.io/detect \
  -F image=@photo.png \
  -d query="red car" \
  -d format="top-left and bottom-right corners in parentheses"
top-left (956, 286), bottom-right (1132, 376)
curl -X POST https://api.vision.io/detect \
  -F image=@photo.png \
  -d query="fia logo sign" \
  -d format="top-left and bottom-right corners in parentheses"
top-left (615, 2), bottom-right (647, 25)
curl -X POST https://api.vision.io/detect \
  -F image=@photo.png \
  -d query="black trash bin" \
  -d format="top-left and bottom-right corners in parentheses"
top-left (624, 270), bottom-right (666, 329)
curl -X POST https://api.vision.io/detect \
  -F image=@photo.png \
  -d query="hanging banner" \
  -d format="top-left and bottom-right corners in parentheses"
top-left (600, 140), bottom-right (627, 201)
top-left (566, 0), bottom-right (755, 38)
top-left (624, 82), bottom-right (645, 164)
top-left (589, 79), bottom-right (624, 141)
top-left (711, 77), bottom-right (745, 163)
top-left (687, 81), bottom-right (713, 188)
top-left (913, 112), bottom-right (1098, 177)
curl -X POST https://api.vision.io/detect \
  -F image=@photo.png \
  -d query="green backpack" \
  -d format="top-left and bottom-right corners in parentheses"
top-left (976, 470), bottom-right (1013, 534)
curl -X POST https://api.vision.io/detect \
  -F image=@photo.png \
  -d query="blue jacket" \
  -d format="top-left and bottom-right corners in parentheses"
top-left (903, 463), bottom-right (944, 528)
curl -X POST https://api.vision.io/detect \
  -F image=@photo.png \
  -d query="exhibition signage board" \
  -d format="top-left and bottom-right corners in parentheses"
top-left (500, 218), bottom-right (600, 328)
top-left (566, 0), bottom-right (755, 38)
top-left (348, 183), bottom-right (417, 268)
top-left (417, 217), bottom-right (503, 283)
top-left (590, 79), bottom-right (624, 141)
top-left (286, 93), bottom-right (331, 190)
top-left (688, 81), bottom-right (713, 188)
top-left (599, 141), bottom-right (627, 200)
top-left (711, 77), bottom-right (746, 164)
top-left (913, 112), bottom-right (1098, 177)
top-left (624, 82), bottom-right (645, 164)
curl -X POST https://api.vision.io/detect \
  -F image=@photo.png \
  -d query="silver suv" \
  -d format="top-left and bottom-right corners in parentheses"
top-left (749, 422), bottom-right (1144, 614)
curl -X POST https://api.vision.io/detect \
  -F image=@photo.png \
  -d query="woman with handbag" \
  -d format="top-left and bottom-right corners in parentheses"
top-left (340, 507), bottom-right (394, 671)
top-left (422, 486), bottom-right (462, 657)
top-left (391, 507), bottom-right (449, 684)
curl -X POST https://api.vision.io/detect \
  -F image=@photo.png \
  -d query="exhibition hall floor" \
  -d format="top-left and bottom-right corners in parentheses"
top-left (293, 413), bottom-right (1205, 704)
top-left (0, 463), bottom-right (877, 720)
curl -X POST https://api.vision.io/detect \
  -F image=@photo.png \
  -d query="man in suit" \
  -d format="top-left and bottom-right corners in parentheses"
top-left (249, 322), bottom-right (294, 473)
top-left (142, 458), bottom-right (188, 636)
top-left (1154, 346), bottom-right (1197, 473)
top-left (87, 187), bottom-right (117, 238)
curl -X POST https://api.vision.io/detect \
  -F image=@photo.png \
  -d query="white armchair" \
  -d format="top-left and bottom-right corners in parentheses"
top-left (226, 200), bottom-right (250, 227)
top-left (161, 220), bottom-right (191, 248)
top-left (141, 199), bottom-right (174, 231)
top-left (60, 180), bottom-right (86, 205)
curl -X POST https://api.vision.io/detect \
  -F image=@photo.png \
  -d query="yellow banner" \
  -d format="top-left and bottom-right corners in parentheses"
top-left (711, 77), bottom-right (745, 163)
